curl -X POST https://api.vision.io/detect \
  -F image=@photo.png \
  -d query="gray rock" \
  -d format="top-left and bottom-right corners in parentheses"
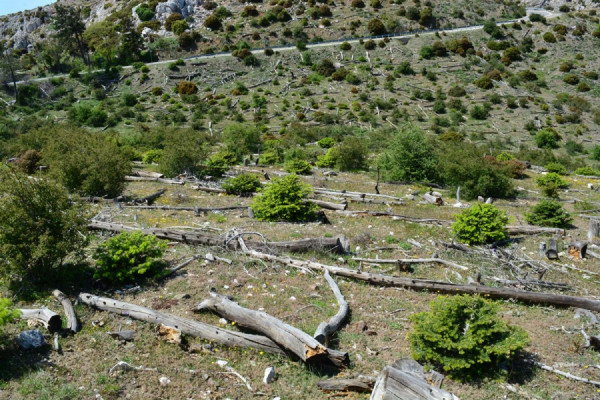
top-left (263, 366), bottom-right (276, 384)
top-left (17, 330), bottom-right (46, 349)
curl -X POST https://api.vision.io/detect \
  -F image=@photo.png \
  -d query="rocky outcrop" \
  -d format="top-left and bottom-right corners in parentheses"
top-left (155, 0), bottom-right (204, 22)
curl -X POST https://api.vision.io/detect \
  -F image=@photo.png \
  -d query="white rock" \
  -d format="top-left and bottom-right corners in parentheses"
top-left (16, 330), bottom-right (45, 349)
top-left (218, 318), bottom-right (228, 325)
top-left (216, 359), bottom-right (228, 367)
top-left (159, 376), bottom-right (171, 386)
top-left (289, 296), bottom-right (296, 301)
top-left (263, 366), bottom-right (276, 384)
top-left (109, 361), bottom-right (134, 375)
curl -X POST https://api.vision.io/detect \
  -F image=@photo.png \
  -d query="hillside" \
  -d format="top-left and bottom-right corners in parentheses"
top-left (0, 0), bottom-right (600, 399)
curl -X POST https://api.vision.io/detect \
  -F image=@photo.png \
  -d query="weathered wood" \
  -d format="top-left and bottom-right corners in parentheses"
top-left (314, 270), bottom-right (349, 344)
top-left (351, 257), bottom-right (469, 271)
top-left (195, 185), bottom-right (227, 193)
top-left (546, 238), bottom-right (559, 260)
top-left (125, 176), bottom-right (185, 185)
top-left (133, 188), bottom-right (166, 205)
top-left (317, 377), bottom-right (375, 393)
top-left (423, 192), bottom-right (443, 206)
top-left (508, 226), bottom-right (564, 235)
top-left (78, 293), bottom-right (284, 355)
top-left (309, 199), bottom-right (347, 211)
top-left (241, 249), bottom-right (600, 312)
top-left (568, 241), bottom-right (587, 260)
top-left (52, 290), bottom-right (79, 333)
top-left (314, 188), bottom-right (403, 202)
top-left (370, 365), bottom-right (459, 400)
top-left (589, 219), bottom-right (599, 242)
top-left (19, 308), bottom-right (62, 333)
top-left (195, 290), bottom-right (349, 368)
top-left (123, 205), bottom-right (247, 214)
top-left (88, 221), bottom-right (349, 254)
top-left (134, 170), bottom-right (164, 179)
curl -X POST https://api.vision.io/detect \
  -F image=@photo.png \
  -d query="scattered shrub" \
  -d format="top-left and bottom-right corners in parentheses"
top-left (136, 5), bottom-right (155, 21)
top-left (543, 32), bottom-right (556, 42)
top-left (222, 173), bottom-right (262, 196)
top-left (536, 172), bottom-right (568, 197)
top-left (165, 12), bottom-right (183, 31)
top-left (474, 76), bottom-right (493, 89)
top-left (251, 174), bottom-right (319, 222)
top-left (159, 128), bottom-right (207, 177)
top-left (14, 149), bottom-right (42, 174)
top-left (563, 73), bottom-right (579, 85)
top-left (367, 18), bottom-right (386, 35)
top-left (318, 137), bottom-right (336, 148)
top-left (544, 162), bottom-right (567, 175)
top-left (452, 203), bottom-right (508, 245)
top-left (525, 200), bottom-right (572, 228)
top-left (176, 81), bottom-right (198, 95)
top-left (534, 128), bottom-right (560, 149)
top-left (379, 127), bottom-right (438, 183)
top-left (448, 85), bottom-right (466, 97)
top-left (340, 42), bottom-right (352, 51)
top-left (410, 295), bottom-right (529, 381)
top-left (142, 149), bottom-right (163, 164)
top-left (204, 14), bottom-right (222, 30)
top-left (284, 159), bottom-right (312, 175)
top-left (574, 167), bottom-right (600, 176)
top-left (0, 168), bottom-right (89, 286)
top-left (93, 232), bottom-right (167, 284)
top-left (0, 298), bottom-right (20, 326)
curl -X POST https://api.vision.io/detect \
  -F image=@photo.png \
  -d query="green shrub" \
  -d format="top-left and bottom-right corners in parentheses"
top-left (315, 59), bottom-right (336, 77)
top-left (419, 45), bottom-right (434, 59)
top-left (0, 298), bottom-right (20, 326)
top-left (136, 5), bottom-right (154, 21)
top-left (542, 32), bottom-right (556, 43)
top-left (204, 151), bottom-right (236, 177)
top-left (395, 62), bottom-right (415, 76)
top-left (284, 159), bottom-right (312, 175)
top-left (122, 93), bottom-right (138, 107)
top-left (42, 127), bottom-right (131, 197)
top-left (563, 73), bottom-right (579, 85)
top-left (93, 232), bottom-right (167, 284)
top-left (534, 128), bottom-right (560, 149)
top-left (332, 137), bottom-right (368, 171)
top-left (251, 174), bottom-right (318, 222)
top-left (204, 14), bottom-right (222, 30)
top-left (474, 76), bottom-right (493, 89)
top-left (379, 127), bottom-right (438, 183)
top-left (367, 18), bottom-right (386, 35)
top-left (222, 123), bottom-right (262, 160)
top-left (451, 203), bottom-right (508, 245)
top-left (176, 81), bottom-right (198, 94)
top-left (317, 137), bottom-right (336, 148)
top-left (410, 295), bottom-right (529, 381)
top-left (536, 172), bottom-right (568, 197)
top-left (159, 128), bottom-right (207, 177)
top-left (316, 148), bottom-right (336, 168)
top-left (172, 19), bottom-right (188, 35)
top-left (222, 173), bottom-right (262, 196)
top-left (142, 149), bottom-right (163, 164)
top-left (574, 167), bottom-right (600, 176)
top-left (339, 42), bottom-right (352, 51)
top-left (165, 12), bottom-right (183, 31)
top-left (259, 151), bottom-right (281, 165)
top-left (525, 200), bottom-right (572, 228)
top-left (0, 168), bottom-right (89, 286)
top-left (544, 162), bottom-right (567, 175)
top-left (151, 87), bottom-right (163, 96)
top-left (470, 105), bottom-right (489, 120)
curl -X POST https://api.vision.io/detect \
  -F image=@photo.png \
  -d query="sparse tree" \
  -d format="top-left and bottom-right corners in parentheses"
top-left (52, 4), bottom-right (89, 66)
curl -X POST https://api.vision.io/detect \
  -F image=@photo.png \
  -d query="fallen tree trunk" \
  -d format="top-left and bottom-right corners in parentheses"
top-left (88, 221), bottom-right (349, 254)
top-left (195, 290), bottom-right (349, 368)
top-left (52, 290), bottom-right (79, 333)
top-left (125, 176), bottom-right (185, 185)
top-left (133, 188), bottom-right (166, 205)
top-left (19, 308), bottom-right (62, 333)
top-left (241, 248), bottom-right (600, 312)
top-left (123, 205), bottom-right (247, 214)
top-left (309, 199), bottom-right (347, 211)
top-left (314, 188), bottom-right (404, 202)
top-left (78, 293), bottom-right (284, 355)
top-left (318, 377), bottom-right (375, 393)
top-left (507, 226), bottom-right (564, 236)
top-left (134, 170), bottom-right (164, 179)
top-left (423, 192), bottom-right (443, 206)
top-left (351, 257), bottom-right (469, 271)
top-left (370, 365), bottom-right (459, 400)
top-left (195, 185), bottom-right (227, 194)
top-left (314, 270), bottom-right (349, 344)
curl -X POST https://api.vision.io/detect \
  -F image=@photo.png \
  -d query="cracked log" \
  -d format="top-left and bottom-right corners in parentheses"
top-left (78, 293), bottom-right (284, 355)
top-left (133, 188), bottom-right (166, 205)
top-left (88, 221), bottom-right (349, 254)
top-left (19, 308), bottom-right (62, 333)
top-left (314, 270), bottom-right (349, 345)
top-left (241, 249), bottom-right (600, 312)
top-left (370, 365), bottom-right (459, 400)
top-left (195, 290), bottom-right (349, 368)
top-left (52, 290), bottom-right (79, 333)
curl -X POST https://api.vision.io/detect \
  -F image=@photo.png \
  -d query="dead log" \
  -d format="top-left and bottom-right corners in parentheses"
top-left (195, 290), bottom-right (349, 368)
top-left (508, 226), bottom-right (564, 235)
top-left (351, 257), bottom-right (469, 271)
top-left (123, 205), bottom-right (247, 214)
top-left (195, 185), bottom-right (226, 194)
top-left (589, 219), bottom-right (599, 242)
top-left (87, 221), bottom-right (349, 254)
top-left (370, 365), bottom-right (459, 400)
top-left (133, 188), bottom-right (166, 205)
top-left (568, 241), bottom-right (587, 260)
top-left (314, 188), bottom-right (403, 202)
top-left (52, 290), bottom-right (79, 333)
top-left (134, 170), bottom-right (164, 179)
top-left (423, 192), bottom-right (443, 206)
top-left (19, 308), bottom-right (62, 333)
top-left (546, 238), bottom-right (559, 260)
top-left (125, 176), bottom-right (185, 185)
top-left (314, 270), bottom-right (349, 344)
top-left (308, 199), bottom-right (347, 211)
top-left (318, 377), bottom-right (375, 393)
top-left (77, 293), bottom-right (284, 355)
top-left (241, 248), bottom-right (600, 312)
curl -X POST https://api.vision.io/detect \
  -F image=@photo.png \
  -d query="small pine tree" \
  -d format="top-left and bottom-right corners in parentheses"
top-left (251, 174), bottom-right (318, 222)
top-left (452, 203), bottom-right (508, 245)
top-left (525, 200), bottom-right (572, 228)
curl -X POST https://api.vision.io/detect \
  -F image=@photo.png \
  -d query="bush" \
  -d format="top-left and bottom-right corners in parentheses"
top-left (222, 123), bottom-right (262, 160)
top-left (525, 200), bottom-right (572, 228)
top-left (222, 173), bottom-right (262, 196)
top-left (536, 172), bottom-right (568, 197)
top-left (0, 298), bottom-right (20, 326)
top-left (474, 76), bottom-right (493, 89)
top-left (151, 87), bottom-right (163, 96)
top-left (339, 42), bottom-right (351, 51)
top-left (251, 174), bottom-right (318, 222)
top-left (534, 128), bottom-right (560, 149)
top-left (204, 151), bottom-right (236, 177)
top-left (452, 203), bottom-right (508, 245)
top-left (574, 167), bottom-right (600, 176)
top-left (544, 162), bottom-right (567, 175)
top-left (176, 81), bottom-right (198, 95)
top-left (14, 149), bottom-right (42, 174)
top-left (419, 45), bottom-right (434, 59)
top-left (316, 59), bottom-right (336, 77)
top-left (410, 295), bottom-right (529, 381)
top-left (122, 93), bottom-right (138, 107)
top-left (0, 168), bottom-right (89, 285)
top-left (136, 5), bottom-right (154, 21)
top-left (142, 149), bottom-right (163, 164)
top-left (543, 32), bottom-right (556, 43)
top-left (448, 85), bottom-right (466, 97)
top-left (318, 137), bottom-right (336, 148)
top-left (395, 61), bottom-right (415, 76)
top-left (159, 128), bottom-right (207, 177)
top-left (563, 73), bottom-right (579, 85)
top-left (204, 14), bottom-right (222, 30)
top-left (165, 12), bottom-right (183, 31)
top-left (284, 159), bottom-right (312, 175)
top-left (172, 19), bottom-right (189, 35)
top-left (367, 18), bottom-right (386, 35)
top-left (93, 232), bottom-right (167, 284)
top-left (470, 105), bottom-right (489, 120)
top-left (379, 127), bottom-right (438, 183)
top-left (42, 127), bottom-right (131, 197)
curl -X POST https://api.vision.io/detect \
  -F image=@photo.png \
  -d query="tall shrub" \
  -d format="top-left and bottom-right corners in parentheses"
top-left (251, 174), bottom-right (318, 222)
